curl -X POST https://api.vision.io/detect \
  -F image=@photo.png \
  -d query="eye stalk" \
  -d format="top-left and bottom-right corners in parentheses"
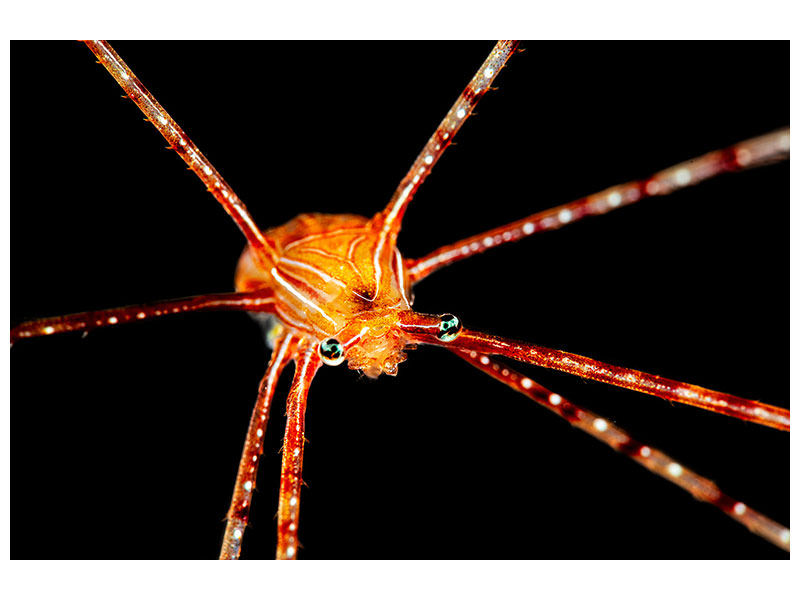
top-left (437, 313), bottom-right (462, 342)
top-left (318, 338), bottom-right (345, 366)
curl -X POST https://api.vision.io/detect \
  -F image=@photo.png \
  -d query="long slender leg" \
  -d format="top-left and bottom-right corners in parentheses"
top-left (370, 41), bottom-right (519, 275)
top-left (407, 128), bottom-right (790, 283)
top-left (276, 343), bottom-right (321, 560)
top-left (11, 290), bottom-right (274, 344)
top-left (455, 348), bottom-right (790, 552)
top-left (83, 41), bottom-right (277, 265)
top-left (220, 333), bottom-right (297, 560)
top-left (397, 313), bottom-right (789, 430)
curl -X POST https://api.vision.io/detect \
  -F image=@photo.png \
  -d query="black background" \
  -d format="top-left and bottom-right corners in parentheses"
top-left (11, 42), bottom-right (788, 559)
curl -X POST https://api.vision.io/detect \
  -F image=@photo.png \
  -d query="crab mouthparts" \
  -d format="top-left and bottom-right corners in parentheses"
top-left (345, 329), bottom-right (409, 378)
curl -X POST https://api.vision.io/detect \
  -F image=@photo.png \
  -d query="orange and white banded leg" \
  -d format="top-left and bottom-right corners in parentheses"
top-left (397, 313), bottom-right (789, 430)
top-left (83, 41), bottom-right (277, 265)
top-left (220, 333), bottom-right (298, 560)
top-left (406, 128), bottom-right (790, 283)
top-left (369, 40), bottom-right (519, 289)
top-left (276, 343), bottom-right (321, 559)
top-left (455, 349), bottom-right (790, 552)
top-left (11, 291), bottom-right (275, 344)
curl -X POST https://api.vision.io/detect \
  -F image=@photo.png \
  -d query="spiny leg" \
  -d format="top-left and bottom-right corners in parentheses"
top-left (454, 348), bottom-right (790, 552)
top-left (83, 41), bottom-right (277, 265)
top-left (370, 41), bottom-right (519, 288)
top-left (11, 291), bottom-right (275, 344)
top-left (397, 313), bottom-right (789, 430)
top-left (276, 343), bottom-right (321, 560)
top-left (220, 333), bottom-right (298, 559)
top-left (406, 128), bottom-right (790, 282)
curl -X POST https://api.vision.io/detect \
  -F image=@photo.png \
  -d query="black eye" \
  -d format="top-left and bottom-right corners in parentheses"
top-left (437, 314), bottom-right (462, 342)
top-left (319, 338), bottom-right (345, 366)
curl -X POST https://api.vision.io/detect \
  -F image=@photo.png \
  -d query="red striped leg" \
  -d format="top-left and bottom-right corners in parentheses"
top-left (220, 333), bottom-right (298, 560)
top-left (372, 41), bottom-right (519, 264)
top-left (407, 128), bottom-right (790, 283)
top-left (276, 343), bottom-right (321, 560)
top-left (455, 349), bottom-right (790, 552)
top-left (83, 41), bottom-right (277, 265)
top-left (11, 291), bottom-right (274, 344)
top-left (397, 314), bottom-right (789, 430)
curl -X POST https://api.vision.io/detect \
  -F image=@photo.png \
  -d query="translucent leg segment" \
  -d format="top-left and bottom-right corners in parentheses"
top-left (220, 333), bottom-right (297, 560)
top-left (276, 344), bottom-right (321, 559)
top-left (84, 41), bottom-right (278, 265)
top-left (397, 313), bottom-right (789, 431)
top-left (455, 348), bottom-right (790, 552)
top-left (11, 291), bottom-right (275, 344)
top-left (407, 128), bottom-right (790, 283)
top-left (371, 41), bottom-right (519, 277)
